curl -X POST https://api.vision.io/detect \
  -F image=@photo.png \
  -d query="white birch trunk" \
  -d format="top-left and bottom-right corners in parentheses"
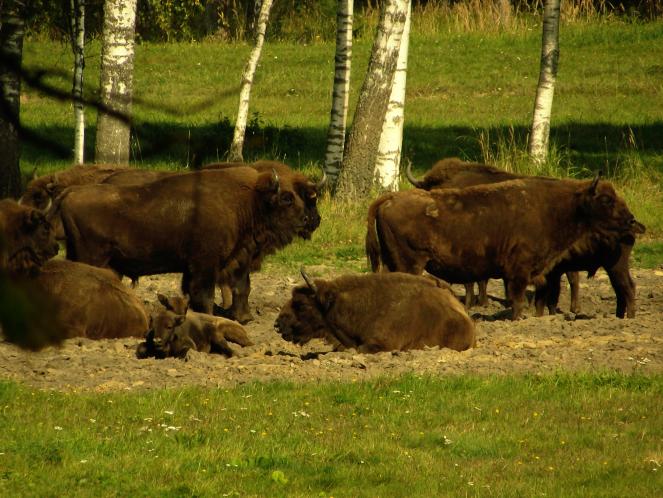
top-left (323, 0), bottom-right (353, 187)
top-left (335, 0), bottom-right (408, 200)
top-left (374, 0), bottom-right (411, 192)
top-left (70, 0), bottom-right (85, 164)
top-left (528, 0), bottom-right (561, 166)
top-left (94, 0), bottom-right (137, 164)
top-left (228, 0), bottom-right (274, 162)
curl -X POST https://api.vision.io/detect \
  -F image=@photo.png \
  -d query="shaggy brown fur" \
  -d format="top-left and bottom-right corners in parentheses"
top-left (276, 272), bottom-right (476, 353)
top-left (367, 177), bottom-right (639, 319)
top-left (406, 158), bottom-right (644, 318)
top-left (51, 167), bottom-right (315, 314)
top-left (137, 293), bottom-right (252, 359)
top-left (19, 164), bottom-right (129, 238)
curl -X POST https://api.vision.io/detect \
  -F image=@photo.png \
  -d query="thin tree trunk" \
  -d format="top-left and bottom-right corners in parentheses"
top-left (70, 0), bottom-right (85, 164)
top-left (374, 0), bottom-right (411, 192)
top-left (323, 0), bottom-right (353, 188)
top-left (334, 0), bottom-right (408, 201)
top-left (94, 0), bottom-right (137, 164)
top-left (528, 0), bottom-right (561, 166)
top-left (228, 0), bottom-right (274, 162)
top-left (0, 0), bottom-right (25, 199)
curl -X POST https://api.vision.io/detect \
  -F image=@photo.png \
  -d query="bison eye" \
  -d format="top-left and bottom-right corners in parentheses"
top-left (599, 195), bottom-right (614, 207)
top-left (280, 192), bottom-right (294, 206)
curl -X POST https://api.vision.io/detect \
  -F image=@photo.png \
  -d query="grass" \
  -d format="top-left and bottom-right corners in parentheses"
top-left (18, 20), bottom-right (663, 267)
top-left (0, 373), bottom-right (661, 497)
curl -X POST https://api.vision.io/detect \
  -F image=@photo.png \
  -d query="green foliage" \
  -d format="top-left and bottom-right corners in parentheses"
top-left (0, 374), bottom-right (661, 496)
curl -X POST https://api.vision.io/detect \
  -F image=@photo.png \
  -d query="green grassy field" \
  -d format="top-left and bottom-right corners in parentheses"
top-left (1, 374), bottom-right (661, 497)
top-left (20, 20), bottom-right (663, 267)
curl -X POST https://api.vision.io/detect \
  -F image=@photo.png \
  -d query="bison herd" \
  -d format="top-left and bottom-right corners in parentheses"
top-left (0, 158), bottom-right (644, 359)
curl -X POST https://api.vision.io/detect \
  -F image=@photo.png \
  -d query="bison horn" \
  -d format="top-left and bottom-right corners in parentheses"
top-left (300, 267), bottom-right (318, 295)
top-left (271, 168), bottom-right (280, 194)
top-left (405, 159), bottom-right (424, 188)
top-left (316, 168), bottom-right (328, 191)
top-left (589, 172), bottom-right (601, 194)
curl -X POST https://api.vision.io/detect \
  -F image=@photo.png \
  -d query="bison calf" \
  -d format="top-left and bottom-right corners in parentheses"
top-left (137, 294), bottom-right (253, 359)
top-left (275, 271), bottom-right (476, 353)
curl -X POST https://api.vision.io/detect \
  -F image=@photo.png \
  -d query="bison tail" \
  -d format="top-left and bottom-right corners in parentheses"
top-left (365, 199), bottom-right (385, 273)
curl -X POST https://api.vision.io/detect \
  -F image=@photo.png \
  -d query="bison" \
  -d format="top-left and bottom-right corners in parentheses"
top-left (0, 199), bottom-right (59, 276)
top-left (19, 164), bottom-right (129, 238)
top-left (137, 293), bottom-right (252, 359)
top-left (405, 158), bottom-right (644, 318)
top-left (33, 259), bottom-right (149, 339)
top-left (367, 176), bottom-right (639, 319)
top-left (275, 270), bottom-right (476, 353)
top-left (52, 166), bottom-right (318, 315)
top-left (100, 160), bottom-right (324, 323)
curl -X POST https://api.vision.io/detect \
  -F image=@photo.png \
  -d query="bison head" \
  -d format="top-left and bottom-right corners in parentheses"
top-left (576, 176), bottom-right (642, 236)
top-left (157, 293), bottom-right (190, 315)
top-left (0, 200), bottom-right (59, 276)
top-left (275, 269), bottom-right (333, 346)
top-left (19, 175), bottom-right (58, 212)
top-left (139, 311), bottom-right (187, 359)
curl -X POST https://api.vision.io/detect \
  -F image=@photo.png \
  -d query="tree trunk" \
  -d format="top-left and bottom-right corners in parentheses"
top-left (228, 0), bottom-right (274, 162)
top-left (70, 0), bottom-right (86, 164)
top-left (334, 0), bottom-right (408, 201)
top-left (374, 0), bottom-right (411, 192)
top-left (323, 0), bottom-right (353, 188)
top-left (0, 0), bottom-right (25, 199)
top-left (94, 0), bottom-right (137, 164)
top-left (528, 0), bottom-right (561, 166)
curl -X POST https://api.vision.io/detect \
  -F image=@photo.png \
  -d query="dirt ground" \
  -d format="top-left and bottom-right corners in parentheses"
top-left (1, 267), bottom-right (661, 392)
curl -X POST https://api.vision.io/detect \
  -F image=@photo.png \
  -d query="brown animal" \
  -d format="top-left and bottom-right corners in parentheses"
top-left (406, 158), bottom-right (644, 318)
top-left (52, 166), bottom-right (317, 315)
top-left (19, 164), bottom-right (129, 238)
top-left (34, 259), bottom-right (148, 339)
top-left (275, 271), bottom-right (476, 353)
top-left (101, 160), bottom-right (325, 323)
top-left (0, 199), bottom-right (59, 276)
top-left (367, 176), bottom-right (639, 319)
top-left (137, 293), bottom-right (252, 359)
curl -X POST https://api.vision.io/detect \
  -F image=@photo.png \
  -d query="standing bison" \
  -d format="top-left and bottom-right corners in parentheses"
top-left (53, 166), bottom-right (318, 315)
top-left (276, 271), bottom-right (476, 353)
top-left (405, 158), bottom-right (645, 318)
top-left (367, 176), bottom-right (639, 319)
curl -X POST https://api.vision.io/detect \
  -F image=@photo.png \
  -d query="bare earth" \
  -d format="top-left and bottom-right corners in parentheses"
top-left (1, 267), bottom-right (661, 392)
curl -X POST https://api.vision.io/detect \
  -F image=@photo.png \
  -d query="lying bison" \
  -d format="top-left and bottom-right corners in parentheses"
top-left (19, 164), bottom-right (129, 238)
top-left (406, 158), bottom-right (644, 318)
top-left (34, 259), bottom-right (148, 339)
top-left (367, 176), bottom-right (639, 319)
top-left (137, 293), bottom-right (252, 359)
top-left (53, 166), bottom-right (317, 315)
top-left (276, 271), bottom-right (476, 353)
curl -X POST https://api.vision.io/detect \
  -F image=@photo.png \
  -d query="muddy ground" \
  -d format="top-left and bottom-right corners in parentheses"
top-left (1, 267), bottom-right (661, 392)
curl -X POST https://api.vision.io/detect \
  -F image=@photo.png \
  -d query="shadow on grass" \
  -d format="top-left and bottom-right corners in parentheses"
top-left (21, 121), bottom-right (663, 175)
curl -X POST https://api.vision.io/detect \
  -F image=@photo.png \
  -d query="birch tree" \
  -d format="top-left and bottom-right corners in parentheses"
top-left (94, 0), bottom-right (137, 164)
top-left (70, 0), bottom-right (85, 164)
top-left (228, 0), bottom-right (274, 162)
top-left (0, 0), bottom-right (26, 199)
top-left (323, 0), bottom-right (353, 187)
top-left (334, 0), bottom-right (408, 200)
top-left (528, 0), bottom-right (561, 166)
top-left (374, 0), bottom-right (411, 192)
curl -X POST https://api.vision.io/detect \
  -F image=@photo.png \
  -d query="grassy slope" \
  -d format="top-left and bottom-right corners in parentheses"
top-left (1, 374), bottom-right (661, 497)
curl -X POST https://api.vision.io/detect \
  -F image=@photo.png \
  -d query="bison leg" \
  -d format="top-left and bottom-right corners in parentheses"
top-left (566, 271), bottom-right (580, 314)
top-left (477, 280), bottom-right (488, 306)
top-left (185, 268), bottom-right (216, 314)
top-left (463, 283), bottom-right (475, 308)
top-left (228, 273), bottom-right (254, 324)
top-left (507, 278), bottom-right (528, 320)
top-left (607, 266), bottom-right (635, 319)
top-left (210, 329), bottom-right (235, 357)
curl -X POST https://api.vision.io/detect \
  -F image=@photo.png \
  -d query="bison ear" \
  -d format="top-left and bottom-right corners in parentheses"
top-left (174, 315), bottom-right (186, 327)
top-left (30, 167), bottom-right (38, 182)
top-left (157, 293), bottom-right (170, 309)
top-left (588, 172), bottom-right (601, 195)
top-left (45, 182), bottom-right (57, 194)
